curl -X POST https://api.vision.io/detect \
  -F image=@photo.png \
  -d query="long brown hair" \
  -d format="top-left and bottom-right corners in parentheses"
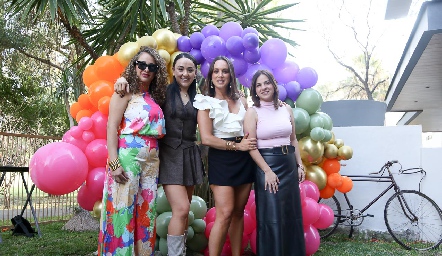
top-left (250, 69), bottom-right (279, 109)
top-left (202, 56), bottom-right (240, 101)
top-left (121, 46), bottom-right (168, 106)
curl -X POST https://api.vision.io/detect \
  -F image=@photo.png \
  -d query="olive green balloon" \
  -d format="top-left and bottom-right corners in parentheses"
top-left (338, 145), bottom-right (353, 160)
top-left (156, 186), bottom-right (172, 214)
top-left (284, 98), bottom-right (295, 108)
top-left (324, 143), bottom-right (338, 159)
top-left (334, 139), bottom-right (344, 148)
top-left (188, 211), bottom-right (195, 226)
top-left (190, 195), bottom-right (208, 219)
top-left (298, 136), bottom-right (325, 164)
top-left (306, 165), bottom-right (327, 190)
top-left (293, 107), bottom-right (310, 134)
top-left (187, 233), bottom-right (209, 252)
top-left (156, 211), bottom-right (172, 238)
top-left (191, 219), bottom-right (206, 233)
top-left (310, 127), bottom-right (325, 141)
top-left (309, 113), bottom-right (325, 129)
top-left (159, 237), bottom-right (168, 255)
top-left (295, 88), bottom-right (323, 115)
top-left (187, 226), bottom-right (195, 240)
top-left (318, 112), bottom-right (333, 130)
top-left (322, 130), bottom-right (333, 143)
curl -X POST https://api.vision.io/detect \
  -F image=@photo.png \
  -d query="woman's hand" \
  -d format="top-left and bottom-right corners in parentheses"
top-left (114, 77), bottom-right (129, 97)
top-left (112, 167), bottom-right (129, 184)
top-left (265, 171), bottom-right (279, 193)
top-left (236, 133), bottom-right (257, 151)
top-left (298, 164), bottom-right (306, 182)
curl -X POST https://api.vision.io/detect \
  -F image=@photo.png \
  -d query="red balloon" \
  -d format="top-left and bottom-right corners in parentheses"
top-left (205, 221), bottom-right (214, 239)
top-left (221, 241), bottom-right (232, 256)
top-left (250, 201), bottom-right (256, 223)
top-left (77, 184), bottom-right (102, 211)
top-left (241, 233), bottom-right (250, 252)
top-left (86, 167), bottom-right (106, 199)
top-left (205, 207), bottom-right (216, 224)
top-left (304, 225), bottom-right (320, 255)
top-left (243, 209), bottom-right (256, 235)
top-left (250, 229), bottom-right (257, 254)
top-left (85, 139), bottom-right (108, 168)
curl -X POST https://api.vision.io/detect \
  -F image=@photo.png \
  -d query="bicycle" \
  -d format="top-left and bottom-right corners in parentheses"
top-left (318, 160), bottom-right (442, 251)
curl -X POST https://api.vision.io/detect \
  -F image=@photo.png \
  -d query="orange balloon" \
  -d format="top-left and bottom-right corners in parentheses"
top-left (327, 173), bottom-right (343, 188)
top-left (94, 55), bottom-right (124, 83)
top-left (83, 65), bottom-right (100, 87)
top-left (322, 158), bottom-right (341, 175)
top-left (70, 102), bottom-right (82, 119)
top-left (319, 185), bottom-right (335, 199)
top-left (336, 176), bottom-right (353, 193)
top-left (88, 80), bottom-right (114, 107)
top-left (76, 109), bottom-right (93, 123)
top-left (78, 94), bottom-right (93, 110)
top-left (98, 96), bottom-right (111, 116)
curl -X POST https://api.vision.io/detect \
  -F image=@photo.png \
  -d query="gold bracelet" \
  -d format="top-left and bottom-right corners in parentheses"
top-left (108, 158), bottom-right (121, 172)
top-left (231, 142), bottom-right (236, 151)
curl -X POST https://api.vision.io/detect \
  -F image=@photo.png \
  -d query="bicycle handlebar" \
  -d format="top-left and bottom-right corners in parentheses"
top-left (368, 160), bottom-right (399, 175)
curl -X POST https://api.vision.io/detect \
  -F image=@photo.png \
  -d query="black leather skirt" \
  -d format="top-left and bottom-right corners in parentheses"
top-left (255, 146), bottom-right (305, 256)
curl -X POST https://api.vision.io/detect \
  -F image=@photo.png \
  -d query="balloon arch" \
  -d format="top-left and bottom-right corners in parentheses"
top-left (29, 21), bottom-right (354, 255)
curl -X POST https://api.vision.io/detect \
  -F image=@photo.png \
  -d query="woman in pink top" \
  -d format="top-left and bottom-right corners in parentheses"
top-left (244, 69), bottom-right (306, 256)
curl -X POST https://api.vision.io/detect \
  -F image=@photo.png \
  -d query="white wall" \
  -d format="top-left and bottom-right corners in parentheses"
top-left (421, 148), bottom-right (442, 210)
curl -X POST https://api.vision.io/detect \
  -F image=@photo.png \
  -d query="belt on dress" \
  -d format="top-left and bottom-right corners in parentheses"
top-left (258, 145), bottom-right (295, 155)
top-left (221, 136), bottom-right (244, 143)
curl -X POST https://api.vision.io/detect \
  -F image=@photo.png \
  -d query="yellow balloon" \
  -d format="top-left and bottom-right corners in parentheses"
top-left (170, 51), bottom-right (183, 66)
top-left (306, 165), bottom-right (327, 190)
top-left (338, 145), bottom-right (353, 160)
top-left (158, 49), bottom-right (171, 65)
top-left (324, 144), bottom-right (338, 159)
top-left (93, 200), bottom-right (102, 218)
top-left (173, 33), bottom-right (182, 52)
top-left (334, 139), bottom-right (344, 148)
top-left (117, 42), bottom-right (140, 67)
top-left (298, 136), bottom-right (325, 164)
top-left (137, 36), bottom-right (158, 49)
top-left (152, 29), bottom-right (177, 54)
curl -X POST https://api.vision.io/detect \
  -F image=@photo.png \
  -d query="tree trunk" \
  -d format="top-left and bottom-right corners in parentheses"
top-left (166, 2), bottom-right (180, 34)
top-left (181, 0), bottom-right (191, 36)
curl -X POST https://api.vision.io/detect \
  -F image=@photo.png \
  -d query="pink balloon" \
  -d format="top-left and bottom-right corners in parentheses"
top-left (250, 229), bottom-right (257, 254)
top-left (205, 207), bottom-right (216, 224)
top-left (30, 142), bottom-right (88, 195)
top-left (260, 38), bottom-right (287, 69)
top-left (205, 221), bottom-right (214, 239)
top-left (82, 130), bottom-right (95, 142)
top-left (77, 184), bottom-right (102, 211)
top-left (221, 241), bottom-right (232, 256)
top-left (90, 111), bottom-right (108, 139)
top-left (70, 126), bottom-right (83, 138)
top-left (250, 202), bottom-right (256, 223)
top-left (85, 139), bottom-right (108, 168)
top-left (241, 233), bottom-right (250, 252)
top-left (302, 180), bottom-right (320, 201)
top-left (299, 183), bottom-right (306, 204)
top-left (78, 116), bottom-right (93, 131)
top-left (243, 209), bottom-right (256, 235)
top-left (302, 197), bottom-right (320, 225)
top-left (86, 167), bottom-right (106, 199)
top-left (313, 204), bottom-right (335, 229)
top-left (62, 130), bottom-right (88, 152)
top-left (304, 225), bottom-right (320, 255)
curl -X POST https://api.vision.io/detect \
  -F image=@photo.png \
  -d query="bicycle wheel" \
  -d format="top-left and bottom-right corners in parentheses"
top-left (318, 195), bottom-right (341, 238)
top-left (384, 190), bottom-right (442, 250)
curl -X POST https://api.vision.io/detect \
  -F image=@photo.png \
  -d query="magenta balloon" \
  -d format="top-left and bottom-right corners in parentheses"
top-left (177, 36), bottom-right (192, 52)
top-left (86, 167), bottom-right (106, 199)
top-left (242, 33), bottom-right (259, 50)
top-left (201, 24), bottom-right (219, 37)
top-left (301, 197), bottom-right (320, 225)
top-left (273, 60), bottom-right (300, 84)
top-left (91, 111), bottom-right (108, 139)
top-left (250, 201), bottom-right (256, 222)
top-left (313, 204), bottom-right (335, 229)
top-left (70, 126), bottom-right (82, 138)
top-left (250, 229), bottom-right (257, 254)
top-left (78, 117), bottom-right (93, 131)
top-left (189, 32), bottom-right (205, 49)
top-left (277, 84), bottom-right (287, 101)
top-left (243, 48), bottom-right (260, 64)
top-left (30, 142), bottom-right (88, 195)
top-left (284, 81), bottom-right (302, 101)
top-left (200, 60), bottom-right (211, 78)
top-left (205, 207), bottom-right (216, 224)
top-left (77, 184), bottom-right (102, 211)
top-left (62, 130), bottom-right (88, 152)
top-left (299, 183), bottom-right (306, 204)
top-left (226, 36), bottom-right (244, 56)
top-left (219, 21), bottom-right (243, 41)
top-left (304, 225), bottom-right (321, 255)
top-left (229, 55), bottom-right (248, 77)
top-left (296, 67), bottom-right (318, 89)
top-left (302, 180), bottom-right (320, 201)
top-left (82, 130), bottom-right (95, 142)
top-left (241, 27), bottom-right (258, 37)
top-left (189, 48), bottom-right (205, 65)
top-left (85, 139), bottom-right (108, 168)
top-left (243, 209), bottom-right (256, 235)
top-left (260, 38), bottom-right (287, 69)
top-left (201, 36), bottom-right (227, 62)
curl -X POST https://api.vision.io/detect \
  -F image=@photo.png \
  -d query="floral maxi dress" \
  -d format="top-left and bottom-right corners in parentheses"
top-left (98, 92), bottom-right (165, 256)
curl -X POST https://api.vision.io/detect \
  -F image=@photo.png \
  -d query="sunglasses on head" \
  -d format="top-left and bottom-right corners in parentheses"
top-left (134, 61), bottom-right (159, 72)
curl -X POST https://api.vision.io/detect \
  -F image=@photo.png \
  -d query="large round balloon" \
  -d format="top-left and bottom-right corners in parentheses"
top-left (156, 211), bottom-right (173, 238)
top-left (296, 67), bottom-right (318, 89)
top-left (298, 136), bottom-right (324, 164)
top-left (190, 196), bottom-right (208, 219)
top-left (30, 142), bottom-right (88, 195)
top-left (305, 165), bottom-right (327, 190)
top-left (152, 28), bottom-right (177, 54)
top-left (260, 38), bottom-right (287, 69)
top-left (295, 88), bottom-right (323, 115)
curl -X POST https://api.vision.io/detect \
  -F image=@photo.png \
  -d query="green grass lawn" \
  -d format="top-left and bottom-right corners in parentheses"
top-left (1, 222), bottom-right (441, 255)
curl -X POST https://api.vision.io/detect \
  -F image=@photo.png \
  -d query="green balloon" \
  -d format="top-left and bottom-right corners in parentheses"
top-left (310, 127), bottom-right (325, 141)
top-left (191, 219), bottom-right (206, 233)
top-left (156, 186), bottom-right (172, 214)
top-left (156, 211), bottom-right (172, 238)
top-left (309, 113), bottom-right (325, 129)
top-left (155, 235), bottom-right (160, 251)
top-left (293, 107), bottom-right (310, 134)
top-left (190, 196), bottom-right (208, 219)
top-left (187, 233), bottom-right (208, 252)
top-left (296, 88), bottom-right (323, 115)
top-left (188, 211), bottom-right (195, 226)
top-left (186, 226), bottom-right (195, 240)
top-left (318, 112), bottom-right (333, 130)
top-left (284, 98), bottom-right (295, 108)
top-left (322, 130), bottom-right (332, 142)
top-left (159, 237), bottom-right (168, 255)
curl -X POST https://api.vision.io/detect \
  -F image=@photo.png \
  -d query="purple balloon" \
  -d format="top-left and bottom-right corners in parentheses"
top-left (260, 38), bottom-right (287, 69)
top-left (238, 74), bottom-right (249, 88)
top-left (226, 36), bottom-right (245, 56)
top-left (200, 35), bottom-right (227, 62)
top-left (190, 32), bottom-right (205, 49)
top-left (241, 27), bottom-right (259, 37)
top-left (201, 24), bottom-right (220, 37)
top-left (177, 36), bottom-right (192, 52)
top-left (219, 22), bottom-right (243, 42)
top-left (243, 48), bottom-right (261, 64)
top-left (242, 33), bottom-right (259, 50)
top-left (241, 63), bottom-right (272, 88)
top-left (200, 60), bottom-right (211, 78)
top-left (284, 81), bottom-right (302, 101)
top-left (278, 84), bottom-right (287, 101)
top-left (273, 60), bottom-right (300, 84)
top-left (189, 49), bottom-right (205, 64)
top-left (228, 55), bottom-right (248, 77)
top-left (296, 67), bottom-right (318, 89)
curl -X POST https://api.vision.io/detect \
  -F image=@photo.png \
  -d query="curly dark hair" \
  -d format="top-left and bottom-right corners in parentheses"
top-left (121, 46), bottom-right (168, 106)
top-left (250, 69), bottom-right (279, 109)
top-left (202, 56), bottom-right (240, 101)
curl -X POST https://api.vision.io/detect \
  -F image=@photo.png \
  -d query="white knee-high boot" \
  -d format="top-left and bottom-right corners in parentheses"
top-left (167, 234), bottom-right (186, 256)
